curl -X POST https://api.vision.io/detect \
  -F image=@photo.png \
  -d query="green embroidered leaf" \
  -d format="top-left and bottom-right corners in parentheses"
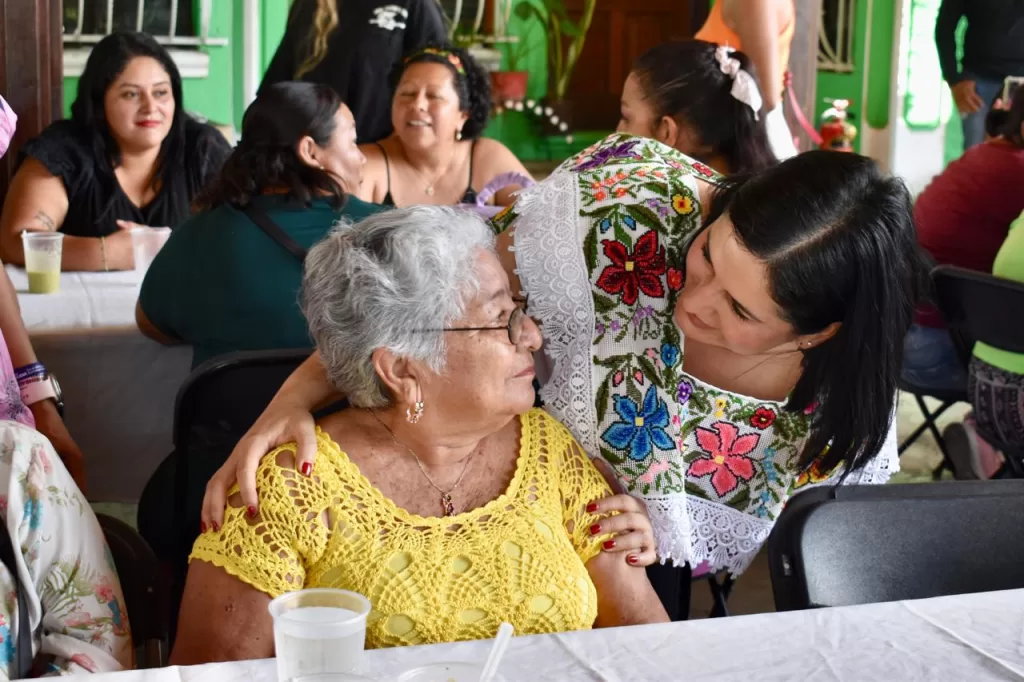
top-left (635, 355), bottom-right (663, 390)
top-left (685, 480), bottom-right (709, 499)
top-left (600, 445), bottom-right (625, 466)
top-left (593, 293), bottom-right (617, 315)
top-left (724, 484), bottom-right (751, 510)
top-left (774, 415), bottom-right (792, 441)
top-left (583, 224), bottom-right (598, 272)
top-left (626, 377), bottom-right (643, 404)
top-left (613, 223), bottom-right (633, 249)
top-left (595, 378), bottom-right (610, 424)
top-left (624, 203), bottom-right (663, 230)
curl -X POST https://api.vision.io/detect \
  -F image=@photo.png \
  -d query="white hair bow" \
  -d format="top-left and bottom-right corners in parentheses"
top-left (714, 46), bottom-right (763, 120)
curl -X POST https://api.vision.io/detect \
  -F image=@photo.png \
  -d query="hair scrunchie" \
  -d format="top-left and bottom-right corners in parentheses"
top-left (714, 46), bottom-right (763, 120)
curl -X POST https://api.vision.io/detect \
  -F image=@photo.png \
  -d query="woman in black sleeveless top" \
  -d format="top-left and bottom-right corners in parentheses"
top-left (359, 44), bottom-right (532, 209)
top-left (0, 33), bottom-right (230, 272)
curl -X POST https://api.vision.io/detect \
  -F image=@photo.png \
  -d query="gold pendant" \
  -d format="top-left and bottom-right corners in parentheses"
top-left (441, 492), bottom-right (455, 516)
top-left (425, 186), bottom-right (435, 196)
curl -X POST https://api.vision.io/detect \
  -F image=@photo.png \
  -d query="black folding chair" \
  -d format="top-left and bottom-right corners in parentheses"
top-left (136, 348), bottom-right (319, 639)
top-left (933, 265), bottom-right (1024, 477)
top-left (96, 513), bottom-right (168, 667)
top-left (768, 481), bottom-right (1024, 611)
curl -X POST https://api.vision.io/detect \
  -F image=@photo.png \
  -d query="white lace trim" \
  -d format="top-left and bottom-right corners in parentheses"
top-left (842, 407), bottom-right (900, 485)
top-left (685, 495), bottom-right (773, 575)
top-left (511, 172), bottom-right (600, 456)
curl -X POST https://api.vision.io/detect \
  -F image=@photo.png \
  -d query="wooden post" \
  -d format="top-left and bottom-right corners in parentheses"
top-left (0, 0), bottom-right (63, 205)
top-left (787, 0), bottom-right (823, 151)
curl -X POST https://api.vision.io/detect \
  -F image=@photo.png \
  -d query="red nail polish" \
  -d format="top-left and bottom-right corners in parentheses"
top-left (589, 524), bottom-right (601, 535)
top-left (586, 502), bottom-right (598, 513)
top-left (212, 521), bottom-right (220, 532)
top-left (603, 539), bottom-right (616, 550)
top-left (627, 555), bottom-right (638, 565)
top-left (248, 505), bottom-right (258, 518)
top-left (301, 462), bottom-right (312, 477)
top-left (200, 522), bottom-right (207, 534)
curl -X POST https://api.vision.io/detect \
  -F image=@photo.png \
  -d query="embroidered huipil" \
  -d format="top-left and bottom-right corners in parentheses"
top-left (495, 134), bottom-right (899, 575)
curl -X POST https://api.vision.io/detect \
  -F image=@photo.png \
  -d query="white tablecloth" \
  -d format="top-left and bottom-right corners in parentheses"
top-left (8, 265), bottom-right (191, 502)
top-left (79, 590), bottom-right (1024, 681)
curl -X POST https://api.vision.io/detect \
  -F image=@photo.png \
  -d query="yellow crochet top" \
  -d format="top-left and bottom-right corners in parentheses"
top-left (191, 408), bottom-right (613, 649)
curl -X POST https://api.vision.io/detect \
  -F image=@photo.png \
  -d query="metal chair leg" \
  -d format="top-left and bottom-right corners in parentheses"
top-left (707, 574), bottom-right (734, 618)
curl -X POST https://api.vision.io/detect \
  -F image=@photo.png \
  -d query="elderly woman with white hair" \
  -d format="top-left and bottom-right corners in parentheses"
top-left (170, 206), bottom-right (667, 662)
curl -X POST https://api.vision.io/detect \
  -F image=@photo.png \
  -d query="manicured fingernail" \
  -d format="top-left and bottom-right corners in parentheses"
top-left (200, 522), bottom-right (207, 533)
top-left (627, 555), bottom-right (638, 565)
top-left (212, 521), bottom-right (220, 532)
top-left (247, 505), bottom-right (257, 518)
top-left (586, 502), bottom-right (598, 513)
top-left (301, 462), bottom-right (312, 477)
top-left (603, 539), bottom-right (616, 550)
top-left (589, 524), bottom-right (601, 535)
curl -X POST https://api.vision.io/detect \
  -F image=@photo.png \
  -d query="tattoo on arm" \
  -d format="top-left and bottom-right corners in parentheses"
top-left (33, 211), bottom-right (56, 231)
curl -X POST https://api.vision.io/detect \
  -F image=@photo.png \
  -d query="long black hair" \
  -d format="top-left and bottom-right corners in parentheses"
top-left (70, 32), bottom-right (187, 179)
top-left (705, 151), bottom-right (924, 473)
top-left (198, 82), bottom-right (347, 209)
top-left (390, 43), bottom-right (491, 140)
top-left (633, 40), bottom-right (776, 174)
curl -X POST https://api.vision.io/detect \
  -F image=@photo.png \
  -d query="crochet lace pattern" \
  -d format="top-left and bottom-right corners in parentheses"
top-left (191, 408), bottom-right (613, 649)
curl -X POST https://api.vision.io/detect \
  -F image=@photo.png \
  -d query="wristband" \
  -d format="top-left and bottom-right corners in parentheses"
top-left (14, 362), bottom-right (46, 386)
top-left (20, 377), bottom-right (56, 407)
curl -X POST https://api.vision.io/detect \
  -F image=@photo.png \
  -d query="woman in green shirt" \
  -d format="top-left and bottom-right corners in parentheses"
top-left (136, 82), bottom-right (384, 367)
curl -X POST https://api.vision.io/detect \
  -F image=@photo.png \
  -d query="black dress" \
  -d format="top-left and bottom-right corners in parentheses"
top-left (261, 0), bottom-right (447, 144)
top-left (18, 118), bottom-right (231, 237)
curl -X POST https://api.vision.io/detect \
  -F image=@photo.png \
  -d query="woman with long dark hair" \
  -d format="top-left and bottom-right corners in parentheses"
top-left (618, 40), bottom-right (777, 175)
top-left (0, 32), bottom-right (230, 271)
top-left (262, 0), bottom-right (447, 144)
top-left (136, 81), bottom-right (380, 368)
top-left (197, 134), bottom-right (923, 621)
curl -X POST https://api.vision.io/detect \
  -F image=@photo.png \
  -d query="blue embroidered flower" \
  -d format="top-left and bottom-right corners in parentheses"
top-left (763, 448), bottom-right (778, 483)
top-left (601, 386), bottom-right (674, 461)
top-left (23, 497), bottom-right (41, 530)
top-left (623, 215), bottom-right (637, 230)
top-left (661, 343), bottom-right (680, 368)
top-left (599, 218), bottom-right (612, 233)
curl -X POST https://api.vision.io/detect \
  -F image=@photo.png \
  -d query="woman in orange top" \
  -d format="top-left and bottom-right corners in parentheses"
top-left (696, 0), bottom-right (798, 159)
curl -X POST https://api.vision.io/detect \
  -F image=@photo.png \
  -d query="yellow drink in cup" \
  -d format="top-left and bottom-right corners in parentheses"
top-left (21, 232), bottom-right (63, 294)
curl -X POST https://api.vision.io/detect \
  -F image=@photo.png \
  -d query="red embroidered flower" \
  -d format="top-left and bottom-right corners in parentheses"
top-left (594, 189), bottom-right (607, 201)
top-left (595, 231), bottom-right (667, 305)
top-left (615, 187), bottom-right (628, 198)
top-left (637, 170), bottom-right (647, 177)
top-left (750, 407), bottom-right (776, 430)
top-left (692, 162), bottom-right (715, 177)
top-left (688, 421), bottom-right (758, 496)
top-left (667, 267), bottom-right (683, 291)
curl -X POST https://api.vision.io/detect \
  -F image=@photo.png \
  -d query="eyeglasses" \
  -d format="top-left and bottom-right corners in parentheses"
top-left (425, 305), bottom-right (528, 346)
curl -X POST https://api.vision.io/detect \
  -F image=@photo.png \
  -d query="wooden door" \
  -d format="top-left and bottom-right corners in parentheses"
top-left (0, 0), bottom-right (63, 205)
top-left (562, 0), bottom-right (705, 130)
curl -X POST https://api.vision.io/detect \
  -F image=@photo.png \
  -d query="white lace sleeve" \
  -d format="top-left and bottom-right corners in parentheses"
top-left (842, 405), bottom-right (900, 485)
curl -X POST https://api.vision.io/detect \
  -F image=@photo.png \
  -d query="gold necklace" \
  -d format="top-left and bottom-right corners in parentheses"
top-left (405, 147), bottom-right (459, 197)
top-left (368, 410), bottom-right (476, 516)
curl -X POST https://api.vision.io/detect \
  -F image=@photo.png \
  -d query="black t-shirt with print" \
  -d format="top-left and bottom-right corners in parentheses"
top-left (261, 0), bottom-right (447, 144)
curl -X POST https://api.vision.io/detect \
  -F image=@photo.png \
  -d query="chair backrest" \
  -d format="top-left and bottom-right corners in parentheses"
top-left (768, 480), bottom-right (1024, 611)
top-left (95, 513), bottom-right (168, 668)
top-left (173, 348), bottom-right (315, 452)
top-left (932, 265), bottom-right (1024, 361)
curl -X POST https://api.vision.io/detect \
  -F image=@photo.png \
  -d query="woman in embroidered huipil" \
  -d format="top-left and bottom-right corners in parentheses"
top-left (200, 135), bottom-right (922, 620)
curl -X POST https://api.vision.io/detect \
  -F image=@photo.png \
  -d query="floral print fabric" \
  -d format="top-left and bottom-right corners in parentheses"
top-left (0, 421), bottom-right (131, 677)
top-left (495, 134), bottom-right (899, 575)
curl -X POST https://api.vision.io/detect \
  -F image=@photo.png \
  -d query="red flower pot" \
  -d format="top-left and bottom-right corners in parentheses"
top-left (491, 71), bottom-right (529, 102)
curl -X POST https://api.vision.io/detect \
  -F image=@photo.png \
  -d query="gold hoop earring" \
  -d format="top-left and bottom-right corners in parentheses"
top-left (406, 401), bottom-right (425, 424)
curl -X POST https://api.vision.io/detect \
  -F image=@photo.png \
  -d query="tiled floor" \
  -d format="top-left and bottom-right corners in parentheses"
top-left (90, 392), bottom-right (969, 620)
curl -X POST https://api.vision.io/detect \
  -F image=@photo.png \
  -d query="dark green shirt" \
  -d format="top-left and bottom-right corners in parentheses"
top-left (139, 194), bottom-right (384, 367)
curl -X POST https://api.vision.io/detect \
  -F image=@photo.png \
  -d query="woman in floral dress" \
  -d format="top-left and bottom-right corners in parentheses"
top-left (200, 134), bottom-right (921, 620)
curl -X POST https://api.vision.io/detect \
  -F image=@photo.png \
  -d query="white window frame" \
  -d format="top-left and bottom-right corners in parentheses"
top-left (62, 0), bottom-right (229, 78)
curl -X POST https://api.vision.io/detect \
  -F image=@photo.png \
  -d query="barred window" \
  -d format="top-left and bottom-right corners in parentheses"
top-left (819, 0), bottom-right (857, 73)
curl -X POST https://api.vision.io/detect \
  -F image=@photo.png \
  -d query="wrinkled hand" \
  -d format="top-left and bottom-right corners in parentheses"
top-left (201, 396), bottom-right (318, 531)
top-left (30, 400), bottom-right (87, 494)
top-left (587, 458), bottom-right (657, 567)
top-left (952, 80), bottom-right (984, 115)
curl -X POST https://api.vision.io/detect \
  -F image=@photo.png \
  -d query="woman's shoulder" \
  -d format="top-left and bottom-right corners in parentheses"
top-left (526, 408), bottom-right (584, 452)
top-left (19, 120), bottom-right (96, 182)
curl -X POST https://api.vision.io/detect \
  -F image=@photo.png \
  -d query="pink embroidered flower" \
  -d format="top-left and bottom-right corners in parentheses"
top-left (638, 460), bottom-right (671, 484)
top-left (688, 421), bottom-right (759, 496)
top-left (65, 610), bottom-right (94, 627)
top-left (612, 371), bottom-right (624, 387)
top-left (95, 582), bottom-right (115, 602)
top-left (692, 162), bottom-right (715, 177)
top-left (634, 370), bottom-right (645, 385)
top-left (637, 170), bottom-right (647, 177)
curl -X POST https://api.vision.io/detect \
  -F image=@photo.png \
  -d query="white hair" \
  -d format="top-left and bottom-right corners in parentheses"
top-left (301, 205), bottom-right (497, 407)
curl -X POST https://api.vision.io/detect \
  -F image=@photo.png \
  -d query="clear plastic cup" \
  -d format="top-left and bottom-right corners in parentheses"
top-left (21, 232), bottom-right (63, 294)
top-left (130, 226), bottom-right (171, 272)
top-left (396, 662), bottom-right (506, 682)
top-left (291, 675), bottom-right (377, 682)
top-left (269, 588), bottom-right (371, 681)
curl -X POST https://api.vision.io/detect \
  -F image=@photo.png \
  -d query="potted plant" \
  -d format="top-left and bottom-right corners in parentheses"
top-left (514, 0), bottom-right (596, 103)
